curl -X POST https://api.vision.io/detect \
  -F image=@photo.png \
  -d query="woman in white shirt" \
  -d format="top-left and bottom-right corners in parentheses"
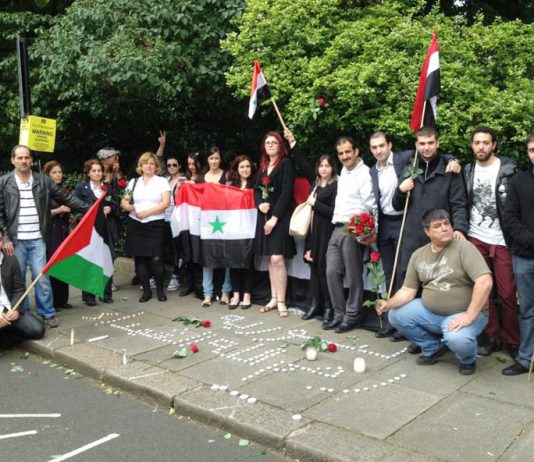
top-left (121, 152), bottom-right (171, 302)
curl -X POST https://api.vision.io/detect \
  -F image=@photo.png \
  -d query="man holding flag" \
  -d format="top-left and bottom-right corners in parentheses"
top-left (0, 145), bottom-right (89, 328)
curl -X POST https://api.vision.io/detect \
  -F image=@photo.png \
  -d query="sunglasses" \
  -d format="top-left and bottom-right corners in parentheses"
top-left (167, 163), bottom-right (178, 167)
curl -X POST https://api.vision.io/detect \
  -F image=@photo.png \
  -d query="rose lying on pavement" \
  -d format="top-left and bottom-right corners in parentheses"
top-left (328, 343), bottom-right (337, 353)
top-left (189, 343), bottom-right (199, 353)
top-left (173, 316), bottom-right (212, 328)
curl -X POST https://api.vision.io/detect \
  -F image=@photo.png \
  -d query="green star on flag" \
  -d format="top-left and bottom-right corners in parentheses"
top-left (209, 215), bottom-right (226, 234)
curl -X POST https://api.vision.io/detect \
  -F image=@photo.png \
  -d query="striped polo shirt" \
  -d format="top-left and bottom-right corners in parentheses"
top-left (15, 173), bottom-right (42, 240)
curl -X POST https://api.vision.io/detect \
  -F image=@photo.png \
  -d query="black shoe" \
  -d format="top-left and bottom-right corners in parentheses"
top-left (506, 344), bottom-right (519, 361)
top-left (85, 299), bottom-right (97, 307)
top-left (139, 294), bottom-right (152, 303)
top-left (57, 303), bottom-right (73, 309)
top-left (477, 337), bottom-right (502, 356)
top-left (502, 362), bottom-right (529, 376)
top-left (459, 361), bottom-right (476, 375)
top-left (158, 294), bottom-right (167, 302)
top-left (102, 298), bottom-right (114, 304)
top-left (229, 303), bottom-right (239, 310)
top-left (302, 299), bottom-right (322, 320)
top-left (322, 319), bottom-right (341, 330)
top-left (375, 327), bottom-right (396, 338)
top-left (407, 343), bottom-right (422, 354)
top-left (179, 287), bottom-right (194, 297)
top-left (416, 346), bottom-right (447, 365)
top-left (322, 305), bottom-right (333, 324)
top-left (240, 302), bottom-right (252, 310)
top-left (335, 322), bottom-right (357, 333)
top-left (389, 331), bottom-right (406, 342)
top-left (43, 316), bottom-right (59, 328)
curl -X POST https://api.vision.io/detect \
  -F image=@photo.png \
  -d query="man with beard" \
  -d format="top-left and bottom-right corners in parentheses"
top-left (463, 127), bottom-right (519, 359)
top-left (392, 126), bottom-right (469, 283)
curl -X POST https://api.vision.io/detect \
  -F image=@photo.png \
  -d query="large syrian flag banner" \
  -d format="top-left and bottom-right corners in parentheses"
top-left (410, 32), bottom-right (440, 131)
top-left (171, 183), bottom-right (257, 268)
top-left (248, 59), bottom-right (272, 119)
top-left (42, 194), bottom-right (113, 298)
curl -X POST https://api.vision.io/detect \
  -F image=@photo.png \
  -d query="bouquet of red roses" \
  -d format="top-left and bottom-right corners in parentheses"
top-left (346, 211), bottom-right (376, 242)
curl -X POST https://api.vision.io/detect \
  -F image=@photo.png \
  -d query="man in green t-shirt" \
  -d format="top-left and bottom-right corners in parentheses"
top-left (376, 208), bottom-right (493, 375)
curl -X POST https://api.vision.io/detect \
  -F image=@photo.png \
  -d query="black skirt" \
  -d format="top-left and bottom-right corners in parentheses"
top-left (126, 218), bottom-right (165, 257)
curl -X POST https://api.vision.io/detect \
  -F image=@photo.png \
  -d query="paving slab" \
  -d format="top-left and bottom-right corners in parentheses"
top-left (174, 386), bottom-right (310, 448)
top-left (499, 420), bottom-right (534, 462)
top-left (460, 360), bottom-right (534, 409)
top-left (287, 421), bottom-right (440, 462)
top-left (53, 342), bottom-right (123, 379)
top-left (305, 378), bottom-right (440, 439)
top-left (104, 361), bottom-right (203, 406)
top-left (389, 392), bottom-right (534, 461)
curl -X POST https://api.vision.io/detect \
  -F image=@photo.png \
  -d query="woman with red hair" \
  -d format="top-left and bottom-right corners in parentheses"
top-left (254, 131), bottom-right (296, 317)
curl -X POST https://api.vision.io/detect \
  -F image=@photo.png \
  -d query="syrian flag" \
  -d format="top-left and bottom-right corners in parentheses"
top-left (171, 183), bottom-right (257, 268)
top-left (410, 32), bottom-right (440, 132)
top-left (248, 60), bottom-right (272, 119)
top-left (42, 194), bottom-right (113, 298)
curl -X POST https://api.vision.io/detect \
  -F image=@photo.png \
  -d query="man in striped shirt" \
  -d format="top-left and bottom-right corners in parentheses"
top-left (0, 145), bottom-right (89, 328)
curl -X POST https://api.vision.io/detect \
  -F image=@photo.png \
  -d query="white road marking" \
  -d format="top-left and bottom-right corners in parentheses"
top-left (0, 430), bottom-right (38, 439)
top-left (48, 433), bottom-right (120, 461)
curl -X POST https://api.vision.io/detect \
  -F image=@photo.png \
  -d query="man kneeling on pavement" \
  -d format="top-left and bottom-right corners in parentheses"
top-left (376, 208), bottom-right (492, 375)
top-left (0, 228), bottom-right (45, 349)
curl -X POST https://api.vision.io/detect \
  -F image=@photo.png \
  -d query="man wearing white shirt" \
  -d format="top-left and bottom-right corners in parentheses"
top-left (325, 137), bottom-right (377, 333)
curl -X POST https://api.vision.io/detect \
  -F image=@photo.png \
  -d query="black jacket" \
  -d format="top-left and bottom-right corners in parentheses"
top-left (503, 169), bottom-right (534, 258)
top-left (0, 172), bottom-right (89, 245)
top-left (392, 154), bottom-right (468, 272)
top-left (0, 252), bottom-right (25, 305)
top-left (463, 156), bottom-right (518, 245)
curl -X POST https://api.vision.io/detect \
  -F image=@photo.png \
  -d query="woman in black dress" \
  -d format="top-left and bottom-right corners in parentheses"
top-left (254, 131), bottom-right (295, 317)
top-left (284, 128), bottom-right (338, 323)
top-left (227, 155), bottom-right (255, 310)
top-left (43, 161), bottom-right (72, 309)
top-left (74, 159), bottom-right (117, 305)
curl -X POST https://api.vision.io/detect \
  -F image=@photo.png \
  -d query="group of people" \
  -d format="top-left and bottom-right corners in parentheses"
top-left (0, 127), bottom-right (533, 380)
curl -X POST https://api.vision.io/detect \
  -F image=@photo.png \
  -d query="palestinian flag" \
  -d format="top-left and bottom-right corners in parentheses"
top-left (171, 183), bottom-right (257, 268)
top-left (248, 59), bottom-right (271, 119)
top-left (410, 32), bottom-right (440, 132)
top-left (42, 194), bottom-right (113, 298)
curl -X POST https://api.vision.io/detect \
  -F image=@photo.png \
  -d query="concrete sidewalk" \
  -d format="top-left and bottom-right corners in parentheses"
top-left (23, 258), bottom-right (534, 462)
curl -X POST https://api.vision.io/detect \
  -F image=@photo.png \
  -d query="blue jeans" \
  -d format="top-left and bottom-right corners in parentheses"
top-left (512, 256), bottom-right (534, 368)
top-left (15, 238), bottom-right (55, 319)
top-left (202, 267), bottom-right (231, 297)
top-left (389, 298), bottom-right (488, 365)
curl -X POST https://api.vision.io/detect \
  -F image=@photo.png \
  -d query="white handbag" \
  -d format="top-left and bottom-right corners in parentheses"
top-left (289, 186), bottom-right (316, 238)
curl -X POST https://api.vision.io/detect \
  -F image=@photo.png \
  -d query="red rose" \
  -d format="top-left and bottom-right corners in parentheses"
top-left (370, 252), bottom-right (380, 263)
top-left (101, 184), bottom-right (108, 191)
top-left (360, 213), bottom-right (370, 221)
top-left (328, 343), bottom-right (337, 353)
top-left (355, 224), bottom-right (364, 234)
top-left (317, 97), bottom-right (326, 106)
top-left (189, 343), bottom-right (199, 353)
top-left (368, 218), bottom-right (375, 228)
top-left (117, 178), bottom-right (127, 188)
top-left (202, 320), bottom-right (211, 328)
top-left (262, 177), bottom-right (271, 185)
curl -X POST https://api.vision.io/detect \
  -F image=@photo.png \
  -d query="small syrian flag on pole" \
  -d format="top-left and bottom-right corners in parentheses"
top-left (248, 59), bottom-right (272, 119)
top-left (410, 32), bottom-right (440, 131)
top-left (42, 194), bottom-right (113, 298)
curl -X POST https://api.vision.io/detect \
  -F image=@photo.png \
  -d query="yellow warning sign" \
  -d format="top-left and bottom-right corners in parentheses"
top-left (19, 115), bottom-right (57, 153)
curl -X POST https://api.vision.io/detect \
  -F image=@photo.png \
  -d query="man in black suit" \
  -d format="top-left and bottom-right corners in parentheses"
top-left (0, 228), bottom-right (45, 348)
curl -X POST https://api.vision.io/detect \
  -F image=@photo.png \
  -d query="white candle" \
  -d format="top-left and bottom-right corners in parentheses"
top-left (70, 329), bottom-right (74, 346)
top-left (305, 347), bottom-right (318, 361)
top-left (353, 357), bottom-right (366, 373)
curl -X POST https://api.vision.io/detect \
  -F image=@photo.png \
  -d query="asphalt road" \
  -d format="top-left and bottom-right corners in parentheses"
top-left (0, 348), bottom-right (292, 462)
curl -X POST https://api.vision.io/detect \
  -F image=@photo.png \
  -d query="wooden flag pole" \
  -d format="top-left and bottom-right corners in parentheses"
top-left (9, 272), bottom-right (44, 312)
top-left (270, 97), bottom-right (287, 131)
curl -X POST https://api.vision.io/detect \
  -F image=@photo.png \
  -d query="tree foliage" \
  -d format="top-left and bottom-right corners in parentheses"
top-left (222, 0), bottom-right (534, 167)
